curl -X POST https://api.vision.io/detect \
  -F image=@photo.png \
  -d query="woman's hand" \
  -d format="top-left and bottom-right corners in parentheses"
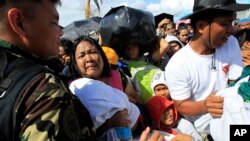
top-left (96, 109), bottom-right (131, 136)
top-left (157, 18), bottom-right (170, 28)
top-left (109, 109), bottom-right (131, 127)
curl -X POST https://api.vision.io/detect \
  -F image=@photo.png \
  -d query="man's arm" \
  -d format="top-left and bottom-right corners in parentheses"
top-left (173, 91), bottom-right (224, 118)
top-left (18, 73), bottom-right (95, 141)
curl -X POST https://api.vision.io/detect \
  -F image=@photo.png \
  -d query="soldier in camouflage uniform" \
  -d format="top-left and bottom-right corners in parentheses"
top-left (0, 0), bottom-right (96, 140)
top-left (0, 0), bottom-right (164, 141)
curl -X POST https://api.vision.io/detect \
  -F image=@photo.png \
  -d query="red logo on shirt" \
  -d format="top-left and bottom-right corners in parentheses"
top-left (222, 64), bottom-right (230, 75)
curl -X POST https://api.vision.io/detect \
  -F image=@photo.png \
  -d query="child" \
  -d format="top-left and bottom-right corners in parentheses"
top-left (146, 96), bottom-right (202, 141)
top-left (151, 71), bottom-right (171, 100)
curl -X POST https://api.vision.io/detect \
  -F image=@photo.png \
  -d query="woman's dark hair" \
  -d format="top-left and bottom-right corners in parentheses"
top-left (177, 23), bottom-right (187, 30)
top-left (176, 24), bottom-right (188, 36)
top-left (70, 35), bottom-right (111, 79)
top-left (60, 38), bottom-right (73, 55)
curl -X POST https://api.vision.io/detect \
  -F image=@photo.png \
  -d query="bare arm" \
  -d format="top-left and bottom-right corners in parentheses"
top-left (174, 91), bottom-right (224, 118)
top-left (173, 99), bottom-right (207, 116)
top-left (152, 37), bottom-right (170, 62)
top-left (125, 81), bottom-right (143, 104)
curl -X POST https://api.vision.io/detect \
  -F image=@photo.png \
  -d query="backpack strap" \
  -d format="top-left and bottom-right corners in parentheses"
top-left (0, 52), bottom-right (48, 141)
top-left (0, 51), bottom-right (7, 80)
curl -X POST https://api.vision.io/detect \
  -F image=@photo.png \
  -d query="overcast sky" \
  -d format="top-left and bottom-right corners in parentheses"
top-left (57, 0), bottom-right (193, 27)
top-left (57, 0), bottom-right (250, 27)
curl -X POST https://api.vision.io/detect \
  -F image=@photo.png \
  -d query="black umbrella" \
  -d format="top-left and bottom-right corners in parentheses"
top-left (99, 6), bottom-right (156, 58)
top-left (61, 16), bottom-right (102, 41)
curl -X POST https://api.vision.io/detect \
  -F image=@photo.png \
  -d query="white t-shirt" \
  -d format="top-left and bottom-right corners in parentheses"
top-left (165, 35), bottom-right (243, 123)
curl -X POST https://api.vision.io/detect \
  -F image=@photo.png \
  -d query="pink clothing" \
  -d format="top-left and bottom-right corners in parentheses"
top-left (109, 69), bottom-right (123, 91)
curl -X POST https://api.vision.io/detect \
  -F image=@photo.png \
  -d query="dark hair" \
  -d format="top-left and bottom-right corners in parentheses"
top-left (190, 9), bottom-right (235, 30)
top-left (70, 35), bottom-right (111, 79)
top-left (60, 38), bottom-right (73, 55)
top-left (170, 41), bottom-right (183, 48)
top-left (177, 23), bottom-right (187, 30)
top-left (176, 24), bottom-right (188, 36)
top-left (234, 29), bottom-right (250, 47)
top-left (0, 0), bottom-right (61, 23)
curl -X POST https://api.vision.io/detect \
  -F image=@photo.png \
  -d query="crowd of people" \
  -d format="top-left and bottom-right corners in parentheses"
top-left (1, 0), bottom-right (250, 141)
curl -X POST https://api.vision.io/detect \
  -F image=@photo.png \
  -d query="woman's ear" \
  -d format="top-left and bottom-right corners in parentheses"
top-left (7, 8), bottom-right (26, 38)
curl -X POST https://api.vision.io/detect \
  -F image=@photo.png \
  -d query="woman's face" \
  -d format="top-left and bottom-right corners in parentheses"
top-left (59, 46), bottom-right (71, 65)
top-left (177, 29), bottom-right (189, 44)
top-left (74, 40), bottom-right (104, 79)
top-left (165, 24), bottom-right (176, 36)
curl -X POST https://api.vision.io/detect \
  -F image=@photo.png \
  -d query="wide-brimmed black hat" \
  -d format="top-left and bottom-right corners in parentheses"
top-left (154, 13), bottom-right (174, 28)
top-left (183, 0), bottom-right (250, 19)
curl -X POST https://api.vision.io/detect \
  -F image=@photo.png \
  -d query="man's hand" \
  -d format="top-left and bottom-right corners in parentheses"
top-left (205, 92), bottom-right (224, 118)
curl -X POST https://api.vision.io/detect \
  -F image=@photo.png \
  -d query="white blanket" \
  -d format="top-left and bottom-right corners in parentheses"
top-left (69, 78), bottom-right (140, 129)
top-left (210, 76), bottom-right (250, 141)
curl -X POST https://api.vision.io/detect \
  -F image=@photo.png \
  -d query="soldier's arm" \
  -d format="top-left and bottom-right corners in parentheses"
top-left (18, 73), bottom-right (93, 141)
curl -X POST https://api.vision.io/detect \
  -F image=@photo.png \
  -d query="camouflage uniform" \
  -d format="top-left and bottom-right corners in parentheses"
top-left (0, 40), bottom-right (96, 141)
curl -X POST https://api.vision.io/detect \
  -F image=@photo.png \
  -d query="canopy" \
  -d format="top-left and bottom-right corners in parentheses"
top-left (61, 16), bottom-right (102, 41)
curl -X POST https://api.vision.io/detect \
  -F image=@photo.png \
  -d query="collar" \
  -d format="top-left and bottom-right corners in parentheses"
top-left (0, 39), bottom-right (40, 59)
top-left (0, 39), bottom-right (13, 49)
top-left (0, 40), bottom-right (64, 73)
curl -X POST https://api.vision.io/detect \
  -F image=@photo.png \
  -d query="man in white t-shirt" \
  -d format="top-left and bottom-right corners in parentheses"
top-left (165, 0), bottom-right (250, 135)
